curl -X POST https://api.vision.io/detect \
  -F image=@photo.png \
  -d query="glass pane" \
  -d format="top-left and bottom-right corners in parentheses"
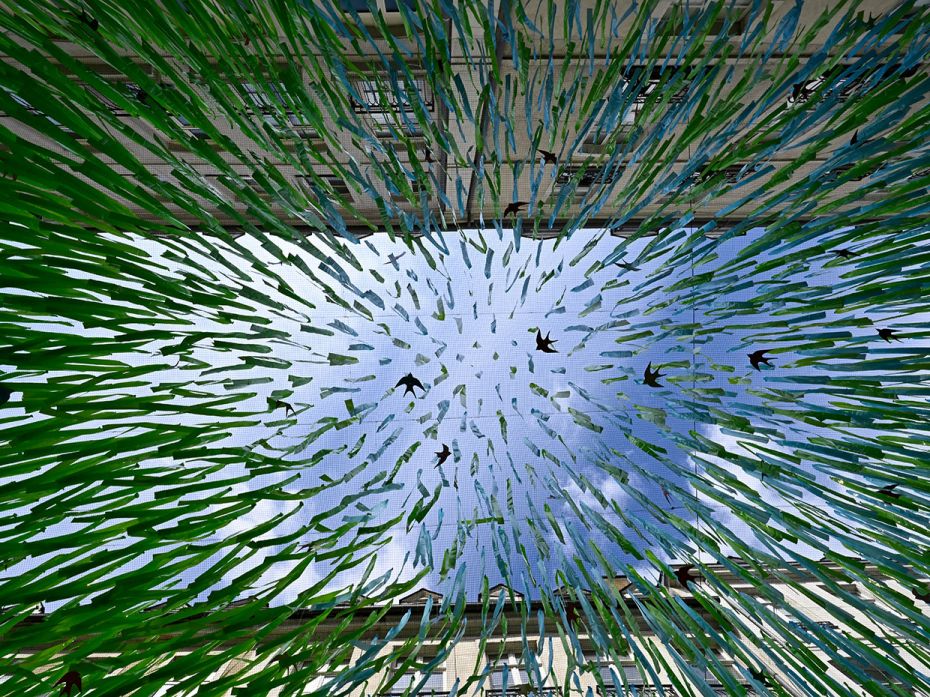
top-left (421, 670), bottom-right (444, 690)
top-left (384, 0), bottom-right (415, 10)
top-left (339, 0), bottom-right (370, 11)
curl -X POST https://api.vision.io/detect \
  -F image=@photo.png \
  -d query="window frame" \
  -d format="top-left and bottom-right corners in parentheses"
top-left (657, 0), bottom-right (752, 37)
top-left (338, 0), bottom-right (415, 14)
top-left (557, 163), bottom-right (624, 193)
top-left (382, 658), bottom-right (445, 697)
top-left (295, 173), bottom-right (353, 202)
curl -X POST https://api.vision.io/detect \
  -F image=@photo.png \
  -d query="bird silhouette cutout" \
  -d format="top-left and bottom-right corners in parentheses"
top-left (749, 667), bottom-right (776, 688)
top-left (748, 349), bottom-right (774, 371)
top-left (613, 261), bottom-right (640, 271)
top-left (878, 484), bottom-right (900, 499)
top-left (850, 130), bottom-right (859, 146)
top-left (0, 385), bottom-right (10, 406)
top-left (878, 328), bottom-right (899, 342)
top-left (128, 85), bottom-right (148, 104)
top-left (832, 248), bottom-right (856, 259)
top-left (269, 399), bottom-right (294, 417)
top-left (385, 252), bottom-right (406, 270)
top-left (565, 601), bottom-right (581, 624)
top-left (503, 201), bottom-right (527, 217)
top-left (535, 330), bottom-right (558, 353)
top-left (56, 669), bottom-right (82, 696)
top-left (77, 9), bottom-right (99, 31)
top-left (674, 564), bottom-right (700, 588)
top-left (856, 11), bottom-right (877, 29)
top-left (644, 362), bottom-right (665, 387)
top-left (537, 149), bottom-right (558, 165)
top-left (396, 372), bottom-right (425, 396)
top-left (435, 443), bottom-right (451, 466)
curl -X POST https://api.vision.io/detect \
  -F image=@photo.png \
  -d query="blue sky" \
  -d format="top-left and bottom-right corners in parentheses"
top-left (9, 222), bottom-right (909, 612)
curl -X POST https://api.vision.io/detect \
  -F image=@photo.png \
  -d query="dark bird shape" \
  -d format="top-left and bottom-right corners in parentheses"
top-left (832, 248), bottom-right (856, 259)
top-left (643, 362), bottom-right (665, 388)
top-left (384, 252), bottom-right (406, 269)
top-left (424, 148), bottom-right (433, 163)
top-left (878, 484), bottom-right (900, 499)
top-left (435, 443), bottom-right (451, 466)
top-left (613, 261), bottom-right (640, 271)
top-left (128, 85), bottom-right (148, 105)
top-left (535, 330), bottom-right (558, 353)
top-left (565, 601), bottom-right (581, 624)
top-left (856, 11), bottom-right (877, 29)
top-left (396, 372), bottom-right (425, 396)
top-left (850, 130), bottom-right (859, 146)
top-left (0, 384), bottom-right (11, 407)
top-left (878, 328), bottom-right (899, 342)
top-left (270, 399), bottom-right (294, 417)
top-left (56, 669), bottom-right (82, 696)
top-left (748, 349), bottom-right (774, 371)
top-left (538, 149), bottom-right (558, 165)
top-left (674, 564), bottom-right (700, 588)
top-left (77, 9), bottom-right (99, 31)
top-left (503, 201), bottom-right (528, 217)
top-left (748, 668), bottom-right (775, 687)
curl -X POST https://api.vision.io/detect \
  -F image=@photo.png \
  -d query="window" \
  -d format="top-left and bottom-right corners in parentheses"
top-left (788, 65), bottom-right (854, 105)
top-left (383, 661), bottom-right (444, 696)
top-left (242, 81), bottom-right (288, 112)
top-left (153, 84), bottom-right (210, 142)
top-left (616, 65), bottom-right (690, 124)
top-left (351, 75), bottom-right (432, 137)
top-left (658, 0), bottom-right (751, 36)
top-left (487, 654), bottom-right (556, 696)
top-left (240, 81), bottom-right (320, 139)
top-left (74, 65), bottom-right (152, 115)
top-left (352, 77), bottom-right (432, 112)
top-left (785, 619), bottom-right (840, 639)
top-left (718, 164), bottom-right (749, 184)
top-left (557, 164), bottom-right (624, 193)
top-left (821, 163), bottom-right (867, 183)
top-left (2, 90), bottom-right (78, 136)
top-left (338, 0), bottom-right (414, 13)
top-left (389, 179), bottom-right (427, 205)
top-left (175, 113), bottom-right (208, 140)
top-left (595, 661), bottom-right (644, 696)
top-left (698, 664), bottom-right (762, 697)
top-left (80, 83), bottom-right (127, 114)
top-left (296, 173), bottom-right (352, 201)
top-left (581, 125), bottom-right (635, 154)
top-left (207, 173), bottom-right (279, 204)
top-left (785, 62), bottom-right (914, 107)
top-left (302, 668), bottom-right (344, 695)
top-left (697, 163), bottom-right (754, 185)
